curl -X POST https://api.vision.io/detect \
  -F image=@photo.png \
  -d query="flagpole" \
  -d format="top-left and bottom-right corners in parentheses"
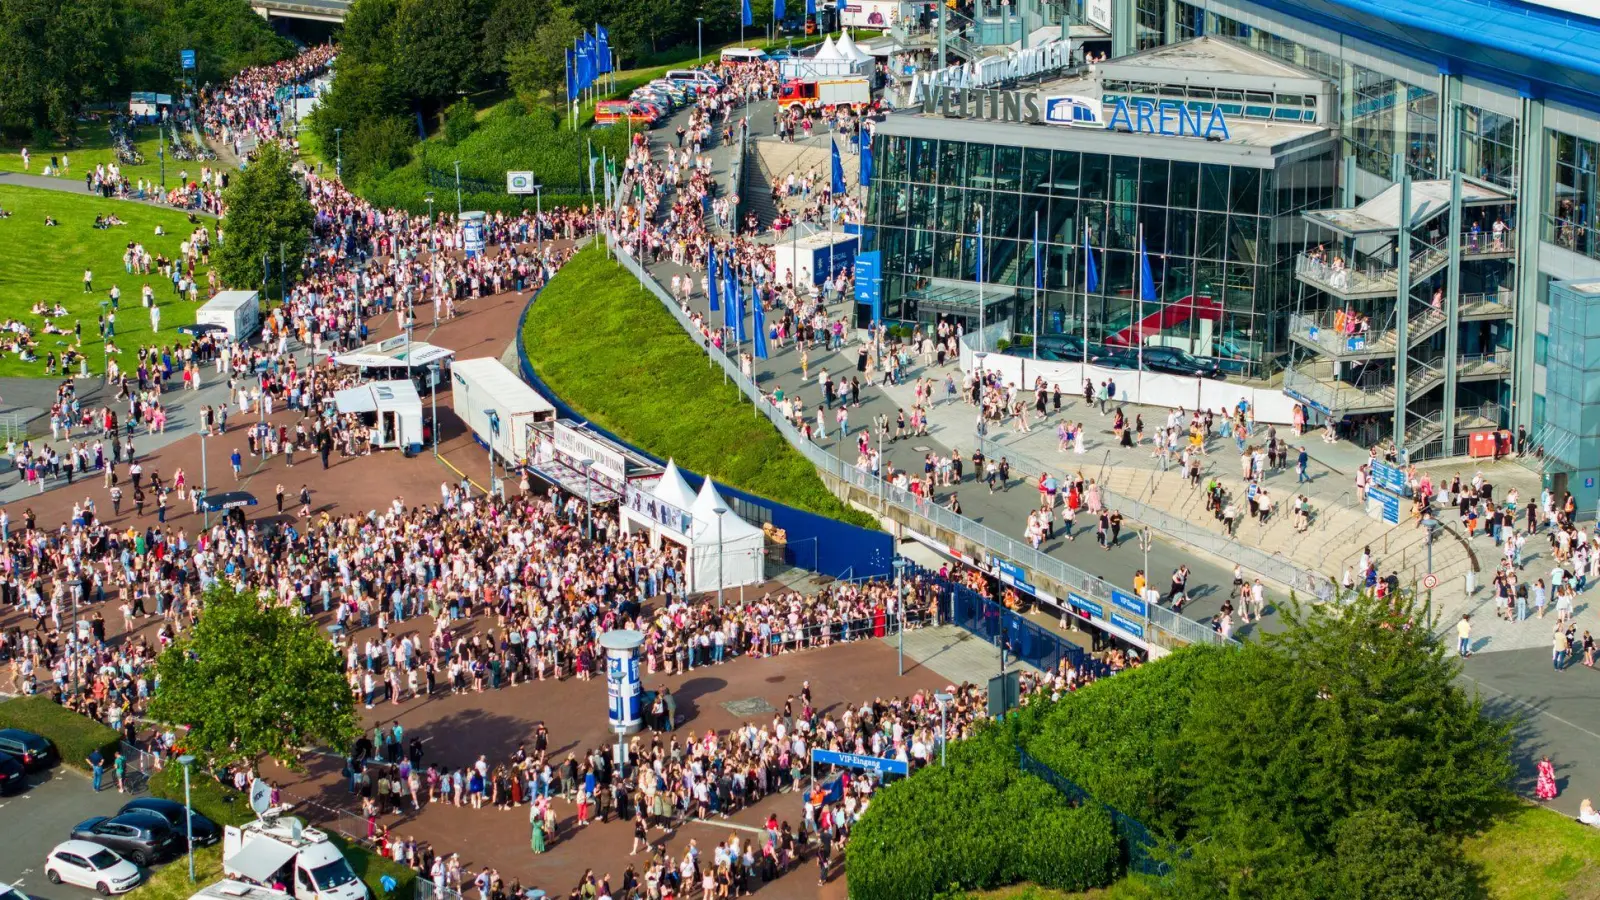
top-left (1032, 210), bottom-right (1040, 362)
top-left (977, 204), bottom-right (985, 352)
top-left (1137, 223), bottom-right (1145, 375)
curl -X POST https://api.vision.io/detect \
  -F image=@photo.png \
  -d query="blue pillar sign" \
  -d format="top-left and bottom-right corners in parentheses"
top-left (180, 49), bottom-right (196, 70)
top-left (599, 630), bottom-right (645, 735)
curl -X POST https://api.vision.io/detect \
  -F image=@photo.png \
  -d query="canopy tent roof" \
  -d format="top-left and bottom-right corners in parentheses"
top-left (653, 459), bottom-right (697, 511)
top-left (689, 479), bottom-right (763, 544)
top-left (837, 31), bottom-right (872, 62)
top-left (224, 839), bottom-right (297, 883)
top-left (814, 36), bottom-right (841, 60)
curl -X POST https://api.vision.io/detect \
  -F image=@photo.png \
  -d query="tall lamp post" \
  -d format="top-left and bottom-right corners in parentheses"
top-left (933, 692), bottom-right (952, 766)
top-left (533, 182), bottom-right (545, 258)
top-left (974, 351), bottom-right (988, 458)
top-left (696, 17), bottom-right (704, 59)
top-left (580, 458), bottom-right (595, 539)
top-left (713, 506), bottom-right (728, 608)
top-left (424, 192), bottom-right (436, 247)
top-left (893, 557), bottom-right (907, 675)
top-left (177, 754), bottom-right (197, 883)
top-left (1138, 527), bottom-right (1154, 599)
top-left (454, 160), bottom-right (463, 216)
top-left (334, 127), bottom-right (342, 179)
top-left (427, 363), bottom-right (440, 457)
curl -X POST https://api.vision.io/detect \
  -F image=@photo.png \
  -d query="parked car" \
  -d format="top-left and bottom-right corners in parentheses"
top-left (69, 814), bottom-right (177, 866)
top-left (0, 728), bottom-right (55, 770)
top-left (0, 881), bottom-right (29, 900)
top-left (118, 798), bottom-right (222, 847)
top-left (0, 751), bottom-right (27, 795)
top-left (45, 840), bottom-right (144, 895)
top-left (1141, 346), bottom-right (1225, 378)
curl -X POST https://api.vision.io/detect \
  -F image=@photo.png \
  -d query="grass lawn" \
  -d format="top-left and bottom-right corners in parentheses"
top-left (1464, 800), bottom-right (1600, 899)
top-left (125, 844), bottom-right (224, 900)
top-left (525, 245), bottom-right (877, 528)
top-left (0, 184), bottom-right (210, 377)
top-left (0, 121), bottom-right (171, 183)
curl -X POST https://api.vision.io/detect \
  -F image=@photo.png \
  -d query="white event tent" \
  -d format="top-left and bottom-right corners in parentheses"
top-left (619, 460), bottom-right (766, 592)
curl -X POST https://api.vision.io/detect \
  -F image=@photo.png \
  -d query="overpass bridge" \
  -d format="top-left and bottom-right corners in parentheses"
top-left (253, 0), bottom-right (348, 22)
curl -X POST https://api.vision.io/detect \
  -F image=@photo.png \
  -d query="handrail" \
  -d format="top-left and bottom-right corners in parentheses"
top-left (605, 236), bottom-right (1242, 649)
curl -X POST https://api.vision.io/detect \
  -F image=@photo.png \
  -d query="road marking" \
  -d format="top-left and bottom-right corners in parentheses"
top-left (687, 818), bottom-right (767, 836)
top-left (1461, 674), bottom-right (1600, 742)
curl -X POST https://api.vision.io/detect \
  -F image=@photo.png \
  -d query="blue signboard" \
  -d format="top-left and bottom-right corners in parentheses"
top-left (993, 557), bottom-right (1035, 595)
top-left (1346, 335), bottom-right (1368, 351)
top-left (1067, 592), bottom-right (1104, 621)
top-left (605, 649), bottom-right (643, 733)
top-left (854, 250), bottom-right (882, 324)
top-left (1367, 486), bottom-right (1402, 525)
top-left (180, 49), bottom-right (196, 70)
top-left (1110, 588), bottom-right (1147, 619)
top-left (1284, 387), bottom-right (1331, 417)
top-left (810, 748), bottom-right (909, 777)
top-left (1369, 460), bottom-right (1407, 494)
top-left (1110, 611), bottom-right (1146, 640)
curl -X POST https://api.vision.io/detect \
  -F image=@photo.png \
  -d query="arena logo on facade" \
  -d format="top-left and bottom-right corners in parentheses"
top-left (922, 88), bottom-right (1231, 141)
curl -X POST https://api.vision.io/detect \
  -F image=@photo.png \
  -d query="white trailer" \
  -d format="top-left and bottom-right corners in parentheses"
top-left (195, 290), bottom-right (261, 343)
top-left (449, 357), bottom-right (556, 466)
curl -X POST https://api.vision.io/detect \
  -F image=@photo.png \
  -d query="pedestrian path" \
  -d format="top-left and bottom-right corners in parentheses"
top-left (0, 170), bottom-right (218, 216)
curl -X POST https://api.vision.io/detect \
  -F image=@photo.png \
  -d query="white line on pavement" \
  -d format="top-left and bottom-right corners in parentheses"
top-left (1460, 674), bottom-right (1600, 742)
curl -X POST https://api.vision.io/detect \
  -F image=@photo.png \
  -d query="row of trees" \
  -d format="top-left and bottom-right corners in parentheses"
top-left (849, 591), bottom-right (1516, 900)
top-left (0, 0), bottom-right (294, 140)
top-left (309, 0), bottom-right (781, 187)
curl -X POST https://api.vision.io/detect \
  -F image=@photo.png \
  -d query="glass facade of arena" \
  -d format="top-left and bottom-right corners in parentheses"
top-left (867, 134), bottom-right (1336, 376)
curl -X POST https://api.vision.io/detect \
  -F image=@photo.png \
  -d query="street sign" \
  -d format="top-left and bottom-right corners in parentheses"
top-left (180, 49), bottom-right (196, 70)
top-left (1369, 459), bottom-right (1407, 494)
top-left (506, 171), bottom-right (538, 194)
top-left (1422, 573), bottom-right (1439, 589)
top-left (809, 748), bottom-right (908, 777)
top-left (1366, 486), bottom-right (1401, 525)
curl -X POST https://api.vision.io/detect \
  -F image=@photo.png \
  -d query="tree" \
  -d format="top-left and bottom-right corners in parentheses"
top-left (1330, 809), bottom-right (1474, 900)
top-left (482, 0), bottom-right (550, 75)
top-left (148, 582), bottom-right (358, 767)
top-left (214, 141), bottom-right (313, 298)
top-left (506, 4), bottom-right (582, 104)
top-left (393, 0), bottom-right (492, 106)
top-left (0, 0), bottom-right (122, 138)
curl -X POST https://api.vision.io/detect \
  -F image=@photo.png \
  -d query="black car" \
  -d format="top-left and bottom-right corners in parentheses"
top-left (69, 814), bottom-right (177, 866)
top-left (1140, 346), bottom-right (1224, 378)
top-left (0, 751), bottom-right (27, 794)
top-left (117, 798), bottom-right (221, 847)
top-left (0, 729), bottom-right (55, 770)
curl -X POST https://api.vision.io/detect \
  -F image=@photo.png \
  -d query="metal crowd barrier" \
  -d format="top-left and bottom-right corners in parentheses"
top-left (606, 239), bottom-right (1236, 650)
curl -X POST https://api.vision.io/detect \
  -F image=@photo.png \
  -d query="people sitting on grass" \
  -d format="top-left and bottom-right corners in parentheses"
top-left (43, 215), bottom-right (58, 226)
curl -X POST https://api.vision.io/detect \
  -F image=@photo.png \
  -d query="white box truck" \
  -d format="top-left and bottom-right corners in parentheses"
top-left (221, 816), bottom-right (367, 900)
top-left (449, 357), bottom-right (557, 466)
top-left (195, 290), bottom-right (261, 343)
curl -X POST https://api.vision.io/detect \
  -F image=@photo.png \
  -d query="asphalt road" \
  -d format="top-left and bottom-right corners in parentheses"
top-left (0, 766), bottom-right (150, 900)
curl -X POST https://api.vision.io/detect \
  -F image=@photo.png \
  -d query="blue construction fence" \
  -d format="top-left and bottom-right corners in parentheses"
top-left (513, 291), bottom-right (894, 581)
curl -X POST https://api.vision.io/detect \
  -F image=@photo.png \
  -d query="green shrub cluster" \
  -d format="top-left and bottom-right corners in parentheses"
top-left (847, 736), bottom-right (1120, 900)
top-left (0, 696), bottom-right (121, 775)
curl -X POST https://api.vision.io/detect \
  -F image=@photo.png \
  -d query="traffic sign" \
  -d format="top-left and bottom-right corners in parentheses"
top-left (180, 49), bottom-right (196, 70)
top-left (1422, 573), bottom-right (1439, 590)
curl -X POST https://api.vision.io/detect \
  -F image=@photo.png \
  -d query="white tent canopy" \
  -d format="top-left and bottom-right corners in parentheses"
top-left (815, 36), bottom-right (841, 60)
top-left (654, 460), bottom-right (697, 512)
top-left (688, 479), bottom-right (765, 593)
top-left (837, 31), bottom-right (872, 62)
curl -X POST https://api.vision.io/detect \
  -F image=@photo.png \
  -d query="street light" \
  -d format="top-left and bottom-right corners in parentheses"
top-left (893, 557), bottom-right (908, 675)
top-left (580, 458), bottom-right (595, 539)
top-left (713, 506), bottom-right (728, 608)
top-left (933, 692), bottom-right (953, 766)
top-left (696, 17), bottom-right (704, 59)
top-left (424, 192), bottom-right (435, 246)
top-left (427, 363), bottom-right (440, 457)
top-left (533, 182), bottom-right (545, 258)
top-left (974, 351), bottom-right (988, 458)
top-left (334, 127), bottom-right (342, 179)
top-left (454, 160), bottom-right (463, 216)
top-left (1138, 527), bottom-right (1154, 601)
top-left (177, 754), bottom-right (196, 882)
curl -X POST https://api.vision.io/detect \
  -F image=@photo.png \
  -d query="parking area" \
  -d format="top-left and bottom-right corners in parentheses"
top-left (0, 766), bottom-right (137, 900)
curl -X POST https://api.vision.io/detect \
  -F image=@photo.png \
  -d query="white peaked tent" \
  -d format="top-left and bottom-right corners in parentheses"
top-left (654, 459), bottom-right (697, 512)
top-left (815, 36), bottom-right (842, 60)
top-left (837, 31), bottom-right (872, 62)
top-left (688, 478), bottom-right (765, 593)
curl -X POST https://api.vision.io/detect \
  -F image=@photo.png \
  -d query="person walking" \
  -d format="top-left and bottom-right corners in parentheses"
top-left (1456, 614), bottom-right (1472, 657)
top-left (87, 749), bottom-right (106, 791)
top-left (1536, 755), bottom-right (1560, 800)
top-left (530, 800), bottom-right (546, 853)
top-left (1297, 446), bottom-right (1311, 483)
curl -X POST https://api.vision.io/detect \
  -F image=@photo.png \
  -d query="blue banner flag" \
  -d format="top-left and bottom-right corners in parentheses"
top-left (774, 0), bottom-right (786, 22)
top-left (742, 0), bottom-right (753, 26)
top-left (859, 134), bottom-right (874, 187)
top-left (597, 26), bottom-right (612, 74)
top-left (753, 291), bottom-right (769, 359)
top-left (565, 49), bottom-right (578, 102)
top-left (807, 0), bottom-right (816, 14)
top-left (1139, 236), bottom-right (1158, 302)
top-left (724, 255), bottom-right (738, 330)
top-left (1083, 221), bottom-right (1099, 294)
top-left (708, 250), bottom-right (721, 312)
top-left (831, 140), bottom-right (846, 195)
top-left (737, 284), bottom-right (750, 343)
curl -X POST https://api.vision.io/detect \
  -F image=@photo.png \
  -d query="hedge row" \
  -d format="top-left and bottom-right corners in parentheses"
top-left (846, 733), bottom-right (1120, 900)
top-left (148, 767), bottom-right (417, 900)
top-left (0, 696), bottom-right (121, 775)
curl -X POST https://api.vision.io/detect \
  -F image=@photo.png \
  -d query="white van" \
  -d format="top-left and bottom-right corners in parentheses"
top-left (222, 817), bottom-right (367, 900)
top-left (664, 69), bottom-right (722, 90)
top-left (720, 47), bottom-right (767, 63)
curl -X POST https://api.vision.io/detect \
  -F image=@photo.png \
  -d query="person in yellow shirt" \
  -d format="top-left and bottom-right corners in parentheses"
top-left (1133, 570), bottom-right (1147, 597)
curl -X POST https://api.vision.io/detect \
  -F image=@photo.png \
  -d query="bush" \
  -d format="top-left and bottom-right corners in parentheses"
top-left (441, 98), bottom-right (477, 146)
top-left (846, 731), bottom-right (1120, 900)
top-left (0, 696), bottom-right (121, 775)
